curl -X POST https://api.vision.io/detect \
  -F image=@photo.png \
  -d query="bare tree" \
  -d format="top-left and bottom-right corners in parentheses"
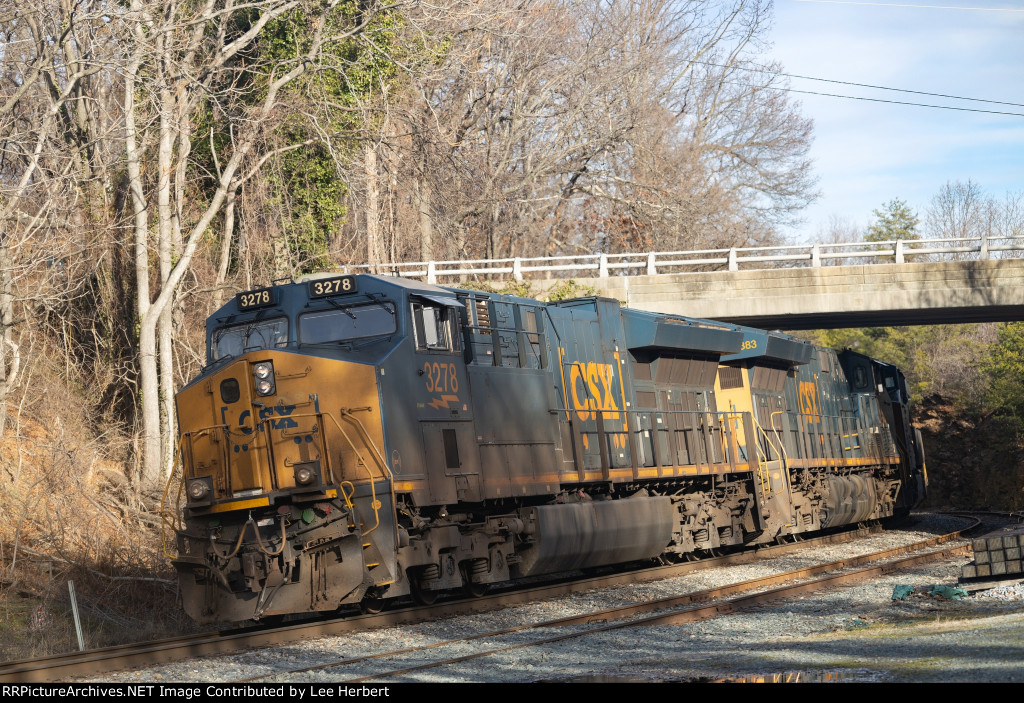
top-left (926, 181), bottom-right (1024, 261)
top-left (925, 179), bottom-right (990, 257)
top-left (3, 1), bottom-right (398, 485)
top-left (346, 0), bottom-right (816, 268)
top-left (119, 0), bottom-right (399, 485)
top-left (0, 4), bottom-right (118, 435)
top-left (991, 190), bottom-right (1024, 249)
top-left (817, 215), bottom-right (862, 244)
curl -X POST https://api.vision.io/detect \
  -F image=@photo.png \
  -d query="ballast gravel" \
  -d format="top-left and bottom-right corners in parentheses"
top-left (80, 513), bottom-right (1024, 684)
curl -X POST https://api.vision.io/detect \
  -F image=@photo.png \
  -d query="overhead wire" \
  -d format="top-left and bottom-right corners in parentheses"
top-left (788, 1), bottom-right (1024, 12)
top-left (691, 60), bottom-right (1024, 117)
top-left (782, 88), bottom-right (1024, 117)
top-left (689, 2), bottom-right (1024, 116)
top-left (775, 72), bottom-right (1024, 109)
top-left (693, 60), bottom-right (1024, 109)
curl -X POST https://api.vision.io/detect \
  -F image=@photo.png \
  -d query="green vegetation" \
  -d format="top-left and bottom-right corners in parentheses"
top-left (545, 280), bottom-right (599, 302)
top-left (982, 322), bottom-right (1024, 421)
top-left (866, 198), bottom-right (920, 243)
top-left (805, 324), bottom-right (992, 409)
top-left (802, 202), bottom-right (1024, 512)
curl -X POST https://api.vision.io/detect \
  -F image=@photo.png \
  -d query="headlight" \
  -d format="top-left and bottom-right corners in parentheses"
top-left (253, 361), bottom-right (275, 396)
top-left (187, 477), bottom-right (212, 501)
top-left (294, 465), bottom-right (317, 485)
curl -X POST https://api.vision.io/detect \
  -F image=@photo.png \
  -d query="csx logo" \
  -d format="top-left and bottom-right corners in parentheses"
top-left (798, 380), bottom-right (820, 419)
top-left (569, 361), bottom-right (621, 422)
top-left (223, 405), bottom-right (299, 453)
top-left (245, 405), bottom-right (299, 431)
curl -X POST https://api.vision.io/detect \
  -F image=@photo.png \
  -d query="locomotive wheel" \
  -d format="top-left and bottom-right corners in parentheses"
top-left (360, 596), bottom-right (385, 614)
top-left (410, 577), bottom-right (439, 605)
top-left (464, 581), bottom-right (488, 598)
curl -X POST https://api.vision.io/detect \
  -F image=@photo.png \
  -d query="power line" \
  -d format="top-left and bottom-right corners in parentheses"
top-left (788, 0), bottom-right (1024, 12)
top-left (781, 72), bottom-right (1024, 109)
top-left (784, 87), bottom-right (1024, 116)
top-left (693, 60), bottom-right (1024, 111)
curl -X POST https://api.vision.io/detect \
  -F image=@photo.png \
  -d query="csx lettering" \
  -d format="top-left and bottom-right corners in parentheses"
top-left (423, 362), bottom-right (458, 394)
top-left (798, 380), bottom-right (820, 418)
top-left (253, 405), bottom-right (299, 431)
top-left (740, 339), bottom-right (758, 351)
top-left (569, 361), bottom-right (620, 422)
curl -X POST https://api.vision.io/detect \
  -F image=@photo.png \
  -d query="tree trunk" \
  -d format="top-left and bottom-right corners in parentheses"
top-left (159, 302), bottom-right (175, 479)
top-left (123, 19), bottom-right (159, 487)
top-left (416, 175), bottom-right (433, 263)
top-left (365, 142), bottom-right (383, 272)
top-left (213, 186), bottom-right (238, 310)
top-left (0, 256), bottom-right (17, 436)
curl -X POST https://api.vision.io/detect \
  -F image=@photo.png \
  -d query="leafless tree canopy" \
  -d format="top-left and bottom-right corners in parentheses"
top-left (0, 0), bottom-right (818, 484)
top-left (926, 179), bottom-right (1024, 250)
top-left (344, 0), bottom-right (817, 265)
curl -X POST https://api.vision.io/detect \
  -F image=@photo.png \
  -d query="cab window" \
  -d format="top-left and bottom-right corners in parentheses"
top-left (299, 304), bottom-right (396, 344)
top-left (412, 301), bottom-right (458, 352)
top-left (853, 366), bottom-right (869, 390)
top-left (212, 318), bottom-right (288, 361)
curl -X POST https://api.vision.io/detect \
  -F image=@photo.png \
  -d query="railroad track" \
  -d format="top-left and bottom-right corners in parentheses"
top-left (0, 515), bottom-right (983, 683)
top-left (239, 528), bottom-right (974, 682)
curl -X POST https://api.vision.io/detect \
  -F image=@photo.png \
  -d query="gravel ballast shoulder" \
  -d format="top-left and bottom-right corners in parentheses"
top-left (80, 513), bottom-right (1024, 684)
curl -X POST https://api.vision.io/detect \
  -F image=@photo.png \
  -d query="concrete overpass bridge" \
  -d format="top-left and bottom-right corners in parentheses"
top-left (350, 236), bottom-right (1024, 330)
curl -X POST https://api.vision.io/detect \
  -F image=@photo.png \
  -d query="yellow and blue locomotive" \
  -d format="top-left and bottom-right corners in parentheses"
top-left (170, 274), bottom-right (926, 624)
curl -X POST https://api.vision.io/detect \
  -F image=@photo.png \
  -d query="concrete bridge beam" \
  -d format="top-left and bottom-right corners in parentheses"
top-left (530, 259), bottom-right (1024, 330)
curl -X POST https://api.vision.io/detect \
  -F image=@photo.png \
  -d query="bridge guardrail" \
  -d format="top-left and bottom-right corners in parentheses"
top-left (344, 235), bottom-right (1024, 285)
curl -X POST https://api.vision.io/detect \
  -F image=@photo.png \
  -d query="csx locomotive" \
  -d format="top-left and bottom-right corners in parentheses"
top-left (169, 273), bottom-right (927, 624)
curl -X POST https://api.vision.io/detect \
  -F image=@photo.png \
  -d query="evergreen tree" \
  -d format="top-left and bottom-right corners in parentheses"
top-left (983, 322), bottom-right (1024, 418)
top-left (866, 198), bottom-right (920, 242)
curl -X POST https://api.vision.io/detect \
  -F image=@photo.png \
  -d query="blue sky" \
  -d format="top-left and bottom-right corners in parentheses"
top-left (766, 0), bottom-right (1024, 242)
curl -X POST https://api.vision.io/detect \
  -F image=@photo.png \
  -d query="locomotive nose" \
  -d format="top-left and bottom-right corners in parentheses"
top-left (176, 358), bottom-right (273, 500)
top-left (177, 350), bottom-right (387, 506)
top-left (177, 354), bottom-right (321, 502)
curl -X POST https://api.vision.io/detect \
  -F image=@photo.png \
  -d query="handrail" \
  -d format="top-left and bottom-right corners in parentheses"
top-left (716, 410), bottom-right (764, 483)
top-left (337, 234), bottom-right (1024, 284)
top-left (717, 411), bottom-right (781, 501)
top-left (768, 411), bottom-right (790, 465)
top-left (752, 414), bottom-right (786, 496)
top-left (159, 439), bottom-right (186, 559)
top-left (172, 411), bottom-right (393, 542)
top-left (320, 408), bottom-right (393, 539)
top-left (560, 406), bottom-right (754, 475)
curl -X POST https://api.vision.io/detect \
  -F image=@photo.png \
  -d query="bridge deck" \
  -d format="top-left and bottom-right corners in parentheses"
top-left (567, 259), bottom-right (1024, 329)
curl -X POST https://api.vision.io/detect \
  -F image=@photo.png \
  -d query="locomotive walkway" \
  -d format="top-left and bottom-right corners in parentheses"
top-left (349, 235), bottom-right (1024, 330)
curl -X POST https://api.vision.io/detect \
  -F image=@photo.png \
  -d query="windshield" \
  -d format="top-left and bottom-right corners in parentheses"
top-left (212, 318), bottom-right (288, 361)
top-left (300, 304), bottom-right (396, 344)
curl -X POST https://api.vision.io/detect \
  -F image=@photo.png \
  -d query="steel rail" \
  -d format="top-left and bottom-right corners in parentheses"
top-left (331, 534), bottom-right (973, 683)
top-left (0, 517), bottom-right (974, 683)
